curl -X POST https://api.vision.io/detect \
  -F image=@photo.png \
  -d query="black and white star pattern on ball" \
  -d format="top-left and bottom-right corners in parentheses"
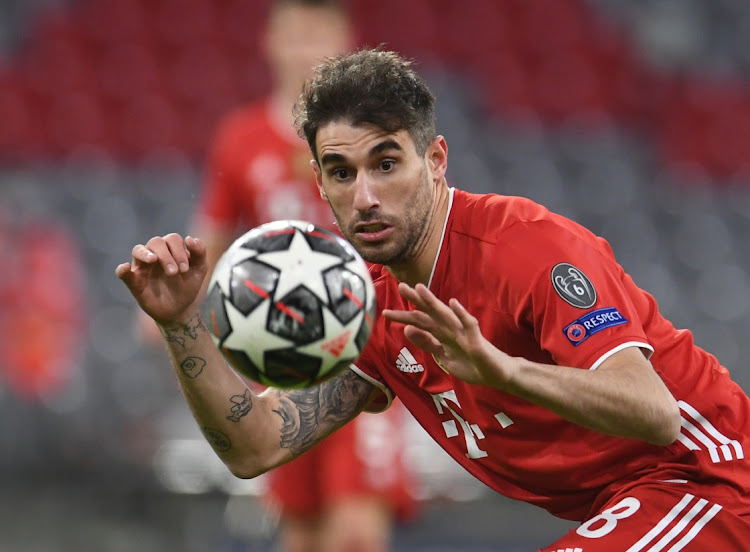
top-left (222, 295), bottom-right (293, 369)
top-left (255, 228), bottom-right (343, 302)
top-left (210, 245), bottom-right (258, 297)
top-left (296, 306), bottom-right (364, 377)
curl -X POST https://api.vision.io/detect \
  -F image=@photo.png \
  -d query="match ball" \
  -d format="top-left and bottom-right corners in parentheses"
top-left (201, 220), bottom-right (376, 388)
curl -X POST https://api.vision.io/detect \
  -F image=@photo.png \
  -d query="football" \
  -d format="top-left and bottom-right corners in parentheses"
top-left (201, 220), bottom-right (376, 388)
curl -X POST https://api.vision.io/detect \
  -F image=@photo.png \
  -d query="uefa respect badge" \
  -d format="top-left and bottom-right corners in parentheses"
top-left (563, 307), bottom-right (628, 346)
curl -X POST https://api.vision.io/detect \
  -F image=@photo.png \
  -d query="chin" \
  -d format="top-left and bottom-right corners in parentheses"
top-left (356, 247), bottom-right (386, 265)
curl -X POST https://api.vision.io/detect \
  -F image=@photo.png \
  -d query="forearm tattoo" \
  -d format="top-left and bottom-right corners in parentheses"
top-left (226, 389), bottom-right (252, 422)
top-left (160, 314), bottom-right (206, 348)
top-left (201, 427), bottom-right (231, 452)
top-left (180, 356), bottom-right (205, 378)
top-left (271, 369), bottom-right (374, 456)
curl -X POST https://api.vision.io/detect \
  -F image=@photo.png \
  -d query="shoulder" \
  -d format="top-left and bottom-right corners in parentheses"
top-left (448, 190), bottom-right (613, 277)
top-left (450, 189), bottom-right (578, 243)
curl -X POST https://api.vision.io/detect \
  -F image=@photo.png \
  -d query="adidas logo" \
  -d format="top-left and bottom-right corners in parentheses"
top-left (321, 330), bottom-right (351, 358)
top-left (396, 347), bottom-right (424, 373)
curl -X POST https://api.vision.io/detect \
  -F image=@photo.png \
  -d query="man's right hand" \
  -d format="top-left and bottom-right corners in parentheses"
top-left (115, 234), bottom-right (208, 327)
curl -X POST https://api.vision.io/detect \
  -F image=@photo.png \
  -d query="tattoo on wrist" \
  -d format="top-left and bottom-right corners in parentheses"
top-left (201, 427), bottom-right (231, 452)
top-left (226, 389), bottom-right (252, 422)
top-left (183, 315), bottom-right (204, 340)
top-left (271, 370), bottom-right (372, 455)
top-left (161, 314), bottom-right (206, 348)
top-left (180, 356), bottom-right (206, 379)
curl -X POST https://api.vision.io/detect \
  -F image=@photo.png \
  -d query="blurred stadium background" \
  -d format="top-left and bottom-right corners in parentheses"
top-left (2, 0), bottom-right (750, 550)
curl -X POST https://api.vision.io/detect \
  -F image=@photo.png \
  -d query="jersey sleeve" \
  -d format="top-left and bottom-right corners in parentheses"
top-left (499, 219), bottom-right (653, 370)
top-left (350, 325), bottom-right (395, 413)
top-left (349, 362), bottom-right (393, 413)
top-left (349, 273), bottom-right (395, 413)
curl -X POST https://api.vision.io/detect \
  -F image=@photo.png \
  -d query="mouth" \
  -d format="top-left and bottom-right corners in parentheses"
top-left (354, 222), bottom-right (392, 242)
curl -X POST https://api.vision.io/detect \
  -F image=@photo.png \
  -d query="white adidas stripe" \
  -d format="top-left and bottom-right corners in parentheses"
top-left (667, 504), bottom-right (722, 551)
top-left (677, 401), bottom-right (744, 463)
top-left (647, 497), bottom-right (708, 551)
top-left (626, 493), bottom-right (721, 552)
top-left (627, 494), bottom-right (693, 551)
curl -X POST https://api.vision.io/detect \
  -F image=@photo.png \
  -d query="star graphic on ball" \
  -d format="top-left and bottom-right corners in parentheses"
top-left (255, 228), bottom-right (344, 302)
top-left (210, 245), bottom-right (259, 297)
top-left (222, 295), bottom-right (293, 370)
top-left (295, 306), bottom-right (364, 378)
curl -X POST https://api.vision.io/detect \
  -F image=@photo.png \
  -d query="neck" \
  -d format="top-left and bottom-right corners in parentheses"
top-left (387, 182), bottom-right (451, 288)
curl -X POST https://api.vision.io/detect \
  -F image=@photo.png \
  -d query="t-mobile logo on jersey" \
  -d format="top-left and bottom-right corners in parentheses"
top-left (396, 347), bottom-right (424, 373)
top-left (433, 390), bottom-right (489, 459)
top-left (431, 391), bottom-right (514, 460)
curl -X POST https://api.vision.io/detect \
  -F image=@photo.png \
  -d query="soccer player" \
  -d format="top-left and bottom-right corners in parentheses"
top-left (117, 48), bottom-right (750, 550)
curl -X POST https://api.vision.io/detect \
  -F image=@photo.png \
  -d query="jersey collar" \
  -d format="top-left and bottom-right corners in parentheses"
top-left (427, 187), bottom-right (455, 290)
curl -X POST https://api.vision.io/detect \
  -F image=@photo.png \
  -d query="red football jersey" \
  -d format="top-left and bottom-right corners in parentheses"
top-left (353, 188), bottom-right (750, 521)
top-left (195, 100), bottom-right (334, 233)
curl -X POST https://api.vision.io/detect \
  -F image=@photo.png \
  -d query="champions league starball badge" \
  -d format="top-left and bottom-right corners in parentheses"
top-left (551, 263), bottom-right (597, 309)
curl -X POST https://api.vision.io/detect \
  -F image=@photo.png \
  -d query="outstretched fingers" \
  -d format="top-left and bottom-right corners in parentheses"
top-left (382, 283), bottom-right (484, 344)
top-left (115, 234), bottom-right (205, 282)
top-left (184, 235), bottom-right (206, 263)
top-left (115, 243), bottom-right (155, 282)
top-left (146, 233), bottom-right (191, 275)
top-left (399, 283), bottom-right (462, 331)
top-left (402, 325), bottom-right (443, 355)
top-left (382, 306), bottom-right (434, 328)
top-left (397, 283), bottom-right (443, 312)
top-left (448, 298), bottom-right (480, 333)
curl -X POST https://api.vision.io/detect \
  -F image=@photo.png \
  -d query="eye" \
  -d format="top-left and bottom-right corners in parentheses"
top-left (332, 168), bottom-right (350, 180)
top-left (379, 160), bottom-right (395, 172)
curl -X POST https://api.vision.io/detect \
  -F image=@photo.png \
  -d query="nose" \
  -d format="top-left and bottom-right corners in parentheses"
top-left (352, 172), bottom-right (380, 212)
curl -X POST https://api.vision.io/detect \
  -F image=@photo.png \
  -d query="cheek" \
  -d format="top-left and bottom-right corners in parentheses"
top-left (328, 180), bottom-right (356, 200)
top-left (393, 168), bottom-right (425, 197)
top-left (322, 187), bottom-right (352, 213)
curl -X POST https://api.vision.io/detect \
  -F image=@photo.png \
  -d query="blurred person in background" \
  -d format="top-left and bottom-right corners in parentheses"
top-left (0, 206), bottom-right (86, 402)
top-left (139, 2), bottom-right (416, 551)
top-left (120, 48), bottom-right (750, 551)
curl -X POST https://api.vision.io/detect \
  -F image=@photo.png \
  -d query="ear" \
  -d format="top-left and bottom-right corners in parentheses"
top-left (426, 135), bottom-right (448, 182)
top-left (311, 159), bottom-right (327, 200)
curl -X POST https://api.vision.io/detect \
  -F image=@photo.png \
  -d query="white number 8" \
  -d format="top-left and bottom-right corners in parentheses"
top-left (576, 497), bottom-right (641, 539)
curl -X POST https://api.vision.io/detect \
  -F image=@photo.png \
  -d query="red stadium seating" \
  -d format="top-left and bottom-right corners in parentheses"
top-left (0, 0), bottom-right (748, 180)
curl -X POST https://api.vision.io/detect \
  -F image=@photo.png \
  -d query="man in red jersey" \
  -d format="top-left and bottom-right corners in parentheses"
top-left (140, 3), bottom-right (416, 551)
top-left (193, 0), bottom-right (346, 249)
top-left (117, 48), bottom-right (750, 550)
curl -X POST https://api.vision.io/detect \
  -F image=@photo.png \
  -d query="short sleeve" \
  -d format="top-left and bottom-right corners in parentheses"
top-left (349, 313), bottom-right (395, 413)
top-left (349, 363), bottom-right (393, 413)
top-left (500, 219), bottom-right (653, 370)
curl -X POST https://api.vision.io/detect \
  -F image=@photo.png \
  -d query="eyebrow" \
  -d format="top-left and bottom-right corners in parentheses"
top-left (320, 139), bottom-right (405, 167)
top-left (370, 139), bottom-right (404, 156)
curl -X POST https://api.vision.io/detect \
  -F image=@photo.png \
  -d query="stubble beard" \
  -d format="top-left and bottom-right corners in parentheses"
top-left (331, 168), bottom-right (434, 267)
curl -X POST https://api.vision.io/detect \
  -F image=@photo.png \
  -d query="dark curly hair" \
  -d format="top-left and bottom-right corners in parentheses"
top-left (294, 48), bottom-right (437, 161)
